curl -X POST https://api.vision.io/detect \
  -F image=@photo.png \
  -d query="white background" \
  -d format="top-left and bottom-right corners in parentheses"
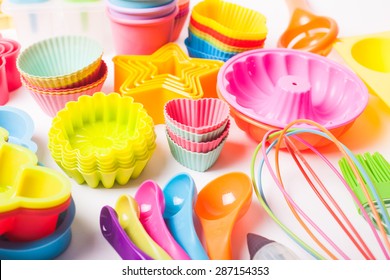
top-left (3, 0), bottom-right (390, 260)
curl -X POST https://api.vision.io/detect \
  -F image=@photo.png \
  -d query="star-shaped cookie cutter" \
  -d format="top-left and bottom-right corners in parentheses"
top-left (113, 43), bottom-right (224, 124)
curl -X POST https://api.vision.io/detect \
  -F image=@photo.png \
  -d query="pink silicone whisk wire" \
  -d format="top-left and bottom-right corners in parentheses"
top-left (261, 130), bottom-right (349, 259)
top-left (282, 136), bottom-right (375, 259)
top-left (251, 125), bottom-right (390, 259)
top-left (285, 134), bottom-right (390, 259)
top-left (275, 120), bottom-right (390, 256)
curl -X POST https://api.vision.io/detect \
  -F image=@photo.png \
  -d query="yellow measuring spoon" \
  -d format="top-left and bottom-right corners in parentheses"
top-left (115, 195), bottom-right (172, 260)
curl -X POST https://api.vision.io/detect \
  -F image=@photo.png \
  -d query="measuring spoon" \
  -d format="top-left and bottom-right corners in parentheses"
top-left (163, 173), bottom-right (209, 260)
top-left (135, 180), bottom-right (191, 260)
top-left (194, 172), bottom-right (253, 260)
top-left (100, 205), bottom-right (152, 260)
top-left (114, 195), bottom-right (172, 260)
top-left (278, 0), bottom-right (338, 56)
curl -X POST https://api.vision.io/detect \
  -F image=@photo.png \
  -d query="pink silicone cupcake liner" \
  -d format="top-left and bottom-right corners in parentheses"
top-left (26, 80), bottom-right (106, 117)
top-left (166, 120), bottom-right (229, 153)
top-left (164, 98), bottom-right (230, 134)
top-left (217, 48), bottom-right (369, 130)
top-left (166, 118), bottom-right (229, 142)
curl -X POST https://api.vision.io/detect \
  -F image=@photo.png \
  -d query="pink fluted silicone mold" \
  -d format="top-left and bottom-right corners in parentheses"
top-left (166, 120), bottom-right (229, 153)
top-left (217, 48), bottom-right (369, 129)
top-left (164, 98), bottom-right (230, 134)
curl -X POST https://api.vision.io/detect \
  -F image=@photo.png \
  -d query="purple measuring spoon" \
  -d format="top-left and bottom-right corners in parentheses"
top-left (99, 205), bottom-right (153, 260)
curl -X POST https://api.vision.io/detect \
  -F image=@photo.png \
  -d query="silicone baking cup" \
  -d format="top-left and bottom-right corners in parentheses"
top-left (17, 35), bottom-right (103, 89)
top-left (48, 92), bottom-right (156, 188)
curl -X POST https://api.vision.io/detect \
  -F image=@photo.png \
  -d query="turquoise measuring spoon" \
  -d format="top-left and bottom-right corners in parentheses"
top-left (135, 180), bottom-right (190, 260)
top-left (163, 173), bottom-right (209, 260)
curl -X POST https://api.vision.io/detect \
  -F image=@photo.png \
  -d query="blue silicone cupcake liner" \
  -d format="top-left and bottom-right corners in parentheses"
top-left (185, 32), bottom-right (238, 62)
top-left (185, 38), bottom-right (230, 62)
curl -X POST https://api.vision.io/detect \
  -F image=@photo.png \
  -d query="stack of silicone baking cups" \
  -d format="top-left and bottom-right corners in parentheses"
top-left (17, 35), bottom-right (107, 117)
top-left (106, 0), bottom-right (189, 54)
top-left (164, 98), bottom-right (230, 172)
top-left (0, 37), bottom-right (21, 105)
top-left (0, 139), bottom-right (74, 260)
top-left (48, 92), bottom-right (157, 188)
top-left (172, 0), bottom-right (190, 41)
top-left (184, 0), bottom-right (267, 61)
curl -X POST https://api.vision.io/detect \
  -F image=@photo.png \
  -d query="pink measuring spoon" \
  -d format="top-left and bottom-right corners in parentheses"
top-left (135, 180), bottom-right (191, 260)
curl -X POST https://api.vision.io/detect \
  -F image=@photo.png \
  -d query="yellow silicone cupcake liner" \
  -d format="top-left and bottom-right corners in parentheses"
top-left (48, 92), bottom-right (156, 188)
top-left (191, 0), bottom-right (267, 41)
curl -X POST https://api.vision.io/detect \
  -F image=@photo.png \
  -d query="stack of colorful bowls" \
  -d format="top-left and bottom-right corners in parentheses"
top-left (164, 98), bottom-right (230, 172)
top-left (106, 0), bottom-right (182, 54)
top-left (185, 0), bottom-right (267, 61)
top-left (48, 92), bottom-right (157, 188)
top-left (17, 35), bottom-right (106, 117)
top-left (171, 0), bottom-right (190, 41)
top-left (0, 140), bottom-right (74, 260)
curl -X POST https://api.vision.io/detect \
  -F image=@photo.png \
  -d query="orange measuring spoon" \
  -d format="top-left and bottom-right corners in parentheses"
top-left (194, 172), bottom-right (253, 260)
top-left (278, 0), bottom-right (339, 56)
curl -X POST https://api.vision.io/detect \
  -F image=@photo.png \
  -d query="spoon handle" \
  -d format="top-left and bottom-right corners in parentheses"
top-left (200, 217), bottom-right (233, 260)
top-left (100, 206), bottom-right (152, 260)
top-left (165, 217), bottom-right (209, 260)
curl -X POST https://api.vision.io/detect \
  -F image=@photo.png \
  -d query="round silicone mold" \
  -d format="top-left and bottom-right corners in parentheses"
top-left (217, 48), bottom-right (369, 131)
